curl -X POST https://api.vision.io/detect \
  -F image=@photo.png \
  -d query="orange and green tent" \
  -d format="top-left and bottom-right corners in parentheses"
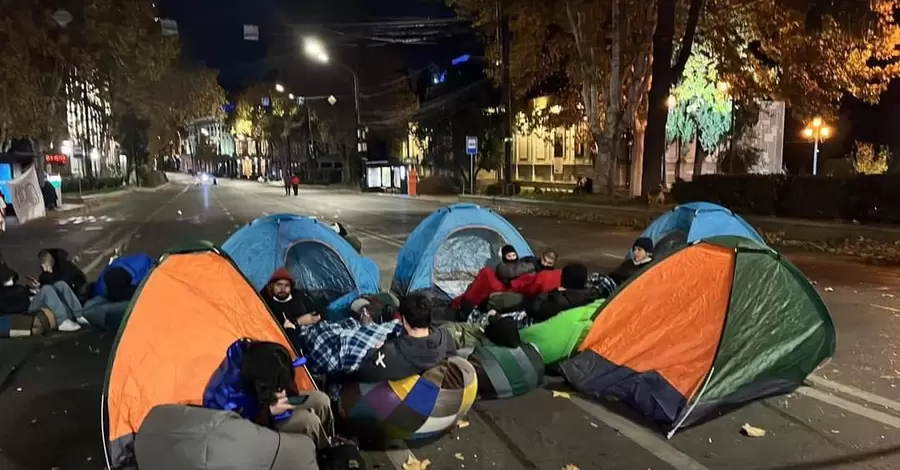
top-left (561, 236), bottom-right (835, 435)
top-left (101, 241), bottom-right (316, 469)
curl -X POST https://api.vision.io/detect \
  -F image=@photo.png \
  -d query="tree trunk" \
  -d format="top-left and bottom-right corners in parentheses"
top-left (630, 120), bottom-right (645, 197)
top-left (693, 134), bottom-right (705, 178)
top-left (641, 0), bottom-right (676, 196)
top-left (605, 0), bottom-right (622, 194)
top-left (674, 139), bottom-right (682, 180)
top-left (641, 0), bottom-right (705, 196)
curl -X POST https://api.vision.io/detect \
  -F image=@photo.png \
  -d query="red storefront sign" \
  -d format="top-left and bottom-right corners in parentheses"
top-left (45, 154), bottom-right (68, 165)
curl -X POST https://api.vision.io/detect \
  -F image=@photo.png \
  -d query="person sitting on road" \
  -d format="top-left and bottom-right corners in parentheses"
top-left (331, 221), bottom-right (363, 254)
top-left (608, 237), bottom-right (654, 285)
top-left (37, 249), bottom-right (88, 298)
top-left (82, 253), bottom-right (155, 330)
top-left (524, 263), bottom-right (602, 323)
top-left (520, 250), bottom-right (558, 272)
top-left (260, 268), bottom-right (320, 333)
top-left (355, 293), bottom-right (457, 383)
top-left (1, 262), bottom-right (83, 332)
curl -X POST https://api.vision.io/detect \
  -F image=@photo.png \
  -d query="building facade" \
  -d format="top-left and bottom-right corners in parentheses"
top-left (64, 74), bottom-right (119, 177)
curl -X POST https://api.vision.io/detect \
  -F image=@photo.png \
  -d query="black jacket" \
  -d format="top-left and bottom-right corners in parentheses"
top-left (38, 249), bottom-right (87, 292)
top-left (608, 258), bottom-right (653, 286)
top-left (496, 259), bottom-right (537, 285)
top-left (260, 289), bottom-right (309, 324)
top-left (355, 327), bottom-right (457, 383)
top-left (525, 288), bottom-right (603, 323)
top-left (0, 264), bottom-right (31, 314)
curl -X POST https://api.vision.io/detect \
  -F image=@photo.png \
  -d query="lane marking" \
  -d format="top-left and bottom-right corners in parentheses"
top-left (807, 374), bottom-right (900, 414)
top-left (870, 303), bottom-right (900, 314)
top-left (81, 184), bottom-right (190, 274)
top-left (569, 396), bottom-right (710, 470)
top-left (796, 386), bottom-right (900, 429)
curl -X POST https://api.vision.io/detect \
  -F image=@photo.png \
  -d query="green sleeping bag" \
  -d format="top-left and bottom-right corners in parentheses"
top-left (519, 299), bottom-right (604, 365)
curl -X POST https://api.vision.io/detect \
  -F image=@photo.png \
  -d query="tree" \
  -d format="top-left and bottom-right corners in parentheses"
top-left (447, 0), bottom-right (655, 194)
top-left (851, 141), bottom-right (890, 175)
top-left (702, 0), bottom-right (900, 119)
top-left (665, 50), bottom-right (733, 177)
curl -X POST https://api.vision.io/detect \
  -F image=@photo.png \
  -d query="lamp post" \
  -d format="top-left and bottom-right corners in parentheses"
top-left (802, 117), bottom-right (831, 176)
top-left (302, 37), bottom-right (365, 183)
top-left (274, 83), bottom-right (338, 183)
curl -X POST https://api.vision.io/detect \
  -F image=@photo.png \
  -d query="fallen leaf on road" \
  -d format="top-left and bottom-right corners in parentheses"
top-left (563, 465), bottom-right (580, 470)
top-left (552, 391), bottom-right (571, 399)
top-left (741, 423), bottom-right (767, 437)
top-left (824, 287), bottom-right (834, 292)
top-left (830, 429), bottom-right (840, 434)
top-left (457, 420), bottom-right (470, 429)
top-left (454, 452), bottom-right (465, 461)
top-left (402, 455), bottom-right (431, 470)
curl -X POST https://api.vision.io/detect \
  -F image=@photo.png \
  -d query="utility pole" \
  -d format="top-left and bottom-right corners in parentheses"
top-left (498, 0), bottom-right (513, 196)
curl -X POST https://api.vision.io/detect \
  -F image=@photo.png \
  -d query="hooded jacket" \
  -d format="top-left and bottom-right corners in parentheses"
top-left (0, 264), bottom-right (30, 315)
top-left (94, 253), bottom-right (154, 301)
top-left (355, 326), bottom-right (457, 382)
top-left (260, 268), bottom-right (309, 324)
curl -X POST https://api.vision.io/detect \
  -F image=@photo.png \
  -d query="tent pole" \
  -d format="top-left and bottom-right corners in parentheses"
top-left (667, 366), bottom-right (716, 439)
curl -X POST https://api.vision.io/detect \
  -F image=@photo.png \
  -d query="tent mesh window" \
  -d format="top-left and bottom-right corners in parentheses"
top-left (285, 240), bottom-right (357, 307)
top-left (433, 227), bottom-right (506, 297)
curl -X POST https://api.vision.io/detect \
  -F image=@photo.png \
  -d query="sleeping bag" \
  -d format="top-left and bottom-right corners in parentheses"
top-left (519, 299), bottom-right (604, 365)
top-left (135, 404), bottom-right (318, 470)
top-left (93, 253), bottom-right (154, 299)
top-left (509, 269), bottom-right (562, 297)
top-left (451, 267), bottom-right (506, 311)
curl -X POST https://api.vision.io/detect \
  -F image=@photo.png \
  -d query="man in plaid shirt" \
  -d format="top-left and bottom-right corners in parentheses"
top-left (296, 298), bottom-right (401, 377)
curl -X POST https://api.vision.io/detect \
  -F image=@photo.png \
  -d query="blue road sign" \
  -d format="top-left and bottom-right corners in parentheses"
top-left (466, 136), bottom-right (477, 156)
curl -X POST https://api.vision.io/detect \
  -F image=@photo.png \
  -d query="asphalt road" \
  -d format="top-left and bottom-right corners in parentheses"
top-left (0, 175), bottom-right (898, 470)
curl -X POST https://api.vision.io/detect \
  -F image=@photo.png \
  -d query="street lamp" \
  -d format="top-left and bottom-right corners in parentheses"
top-left (275, 83), bottom-right (285, 93)
top-left (802, 117), bottom-right (831, 176)
top-left (302, 36), bottom-right (363, 155)
top-left (666, 95), bottom-right (677, 108)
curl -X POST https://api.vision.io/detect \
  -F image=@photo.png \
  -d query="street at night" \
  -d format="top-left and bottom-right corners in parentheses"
top-left (1, 176), bottom-right (899, 470)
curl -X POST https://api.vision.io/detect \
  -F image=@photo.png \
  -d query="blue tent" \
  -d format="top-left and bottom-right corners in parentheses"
top-left (635, 202), bottom-right (765, 256)
top-left (391, 203), bottom-right (532, 299)
top-left (222, 214), bottom-right (380, 318)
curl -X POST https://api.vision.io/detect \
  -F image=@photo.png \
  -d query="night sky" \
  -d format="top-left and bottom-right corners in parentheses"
top-left (158, 0), bottom-right (900, 168)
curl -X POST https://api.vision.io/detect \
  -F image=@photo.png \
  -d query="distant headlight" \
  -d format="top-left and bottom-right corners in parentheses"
top-left (200, 173), bottom-right (210, 182)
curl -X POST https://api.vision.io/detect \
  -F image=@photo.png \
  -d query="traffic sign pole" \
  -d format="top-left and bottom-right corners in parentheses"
top-left (465, 136), bottom-right (477, 195)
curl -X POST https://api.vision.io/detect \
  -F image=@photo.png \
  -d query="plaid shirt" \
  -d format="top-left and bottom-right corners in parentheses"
top-left (299, 318), bottom-right (402, 376)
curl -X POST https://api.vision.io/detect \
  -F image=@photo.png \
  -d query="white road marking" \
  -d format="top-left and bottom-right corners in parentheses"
top-left (807, 374), bottom-right (900, 414)
top-left (84, 226), bottom-right (103, 231)
top-left (602, 252), bottom-right (621, 259)
top-left (797, 386), bottom-right (900, 429)
top-left (870, 303), bottom-right (900, 314)
top-left (569, 395), bottom-right (710, 470)
top-left (81, 184), bottom-right (190, 275)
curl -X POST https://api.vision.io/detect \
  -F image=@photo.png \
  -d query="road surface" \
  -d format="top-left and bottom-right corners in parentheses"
top-left (0, 175), bottom-right (898, 470)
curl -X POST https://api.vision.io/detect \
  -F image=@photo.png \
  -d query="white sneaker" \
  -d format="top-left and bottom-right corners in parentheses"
top-left (76, 316), bottom-right (91, 326)
top-left (58, 319), bottom-right (82, 332)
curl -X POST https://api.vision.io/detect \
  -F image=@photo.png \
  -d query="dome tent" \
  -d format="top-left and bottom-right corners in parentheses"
top-left (632, 202), bottom-right (765, 258)
top-left (391, 203), bottom-right (532, 299)
top-left (102, 241), bottom-right (316, 469)
top-left (223, 214), bottom-right (380, 318)
top-left (563, 236), bottom-right (835, 435)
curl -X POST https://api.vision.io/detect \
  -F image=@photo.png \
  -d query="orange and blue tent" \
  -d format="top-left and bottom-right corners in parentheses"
top-left (101, 241), bottom-right (316, 469)
top-left (561, 236), bottom-right (835, 435)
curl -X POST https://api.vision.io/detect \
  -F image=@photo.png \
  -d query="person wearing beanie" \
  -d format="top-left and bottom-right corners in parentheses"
top-left (260, 268), bottom-right (319, 331)
top-left (608, 237), bottom-right (654, 285)
top-left (496, 244), bottom-right (540, 285)
top-left (524, 262), bottom-right (602, 323)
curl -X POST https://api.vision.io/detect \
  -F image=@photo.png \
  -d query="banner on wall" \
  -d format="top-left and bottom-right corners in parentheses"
top-left (8, 166), bottom-right (46, 224)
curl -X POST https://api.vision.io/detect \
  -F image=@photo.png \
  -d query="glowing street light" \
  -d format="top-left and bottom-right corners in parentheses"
top-left (302, 36), bottom-right (362, 154)
top-left (288, 93), bottom-right (294, 100)
top-left (275, 83), bottom-right (285, 93)
top-left (802, 116), bottom-right (831, 176)
top-left (303, 37), bottom-right (329, 63)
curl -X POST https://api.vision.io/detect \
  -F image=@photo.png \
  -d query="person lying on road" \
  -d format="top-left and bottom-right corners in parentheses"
top-left (82, 253), bottom-right (155, 330)
top-left (524, 263), bottom-right (603, 323)
top-left (355, 293), bottom-right (456, 383)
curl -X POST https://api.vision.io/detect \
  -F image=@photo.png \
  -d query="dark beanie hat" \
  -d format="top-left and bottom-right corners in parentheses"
top-left (561, 263), bottom-right (589, 289)
top-left (501, 245), bottom-right (517, 257)
top-left (633, 237), bottom-right (654, 253)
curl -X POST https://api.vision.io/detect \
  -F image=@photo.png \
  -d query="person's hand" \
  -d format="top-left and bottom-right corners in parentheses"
top-left (374, 341), bottom-right (384, 349)
top-left (40, 263), bottom-right (52, 273)
top-left (269, 390), bottom-right (294, 416)
top-left (487, 309), bottom-right (498, 316)
top-left (296, 313), bottom-right (322, 326)
top-left (282, 319), bottom-right (296, 329)
top-left (26, 277), bottom-right (39, 289)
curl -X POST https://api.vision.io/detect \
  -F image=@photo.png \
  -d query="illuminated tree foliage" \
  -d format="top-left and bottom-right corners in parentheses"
top-left (446, 0), bottom-right (655, 193)
top-left (850, 141), bottom-right (890, 175)
top-left (666, 51), bottom-right (732, 161)
top-left (701, 0), bottom-right (900, 117)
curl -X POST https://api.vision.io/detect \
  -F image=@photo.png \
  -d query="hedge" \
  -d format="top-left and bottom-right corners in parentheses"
top-left (418, 175), bottom-right (461, 195)
top-left (61, 176), bottom-right (124, 193)
top-left (671, 174), bottom-right (900, 223)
